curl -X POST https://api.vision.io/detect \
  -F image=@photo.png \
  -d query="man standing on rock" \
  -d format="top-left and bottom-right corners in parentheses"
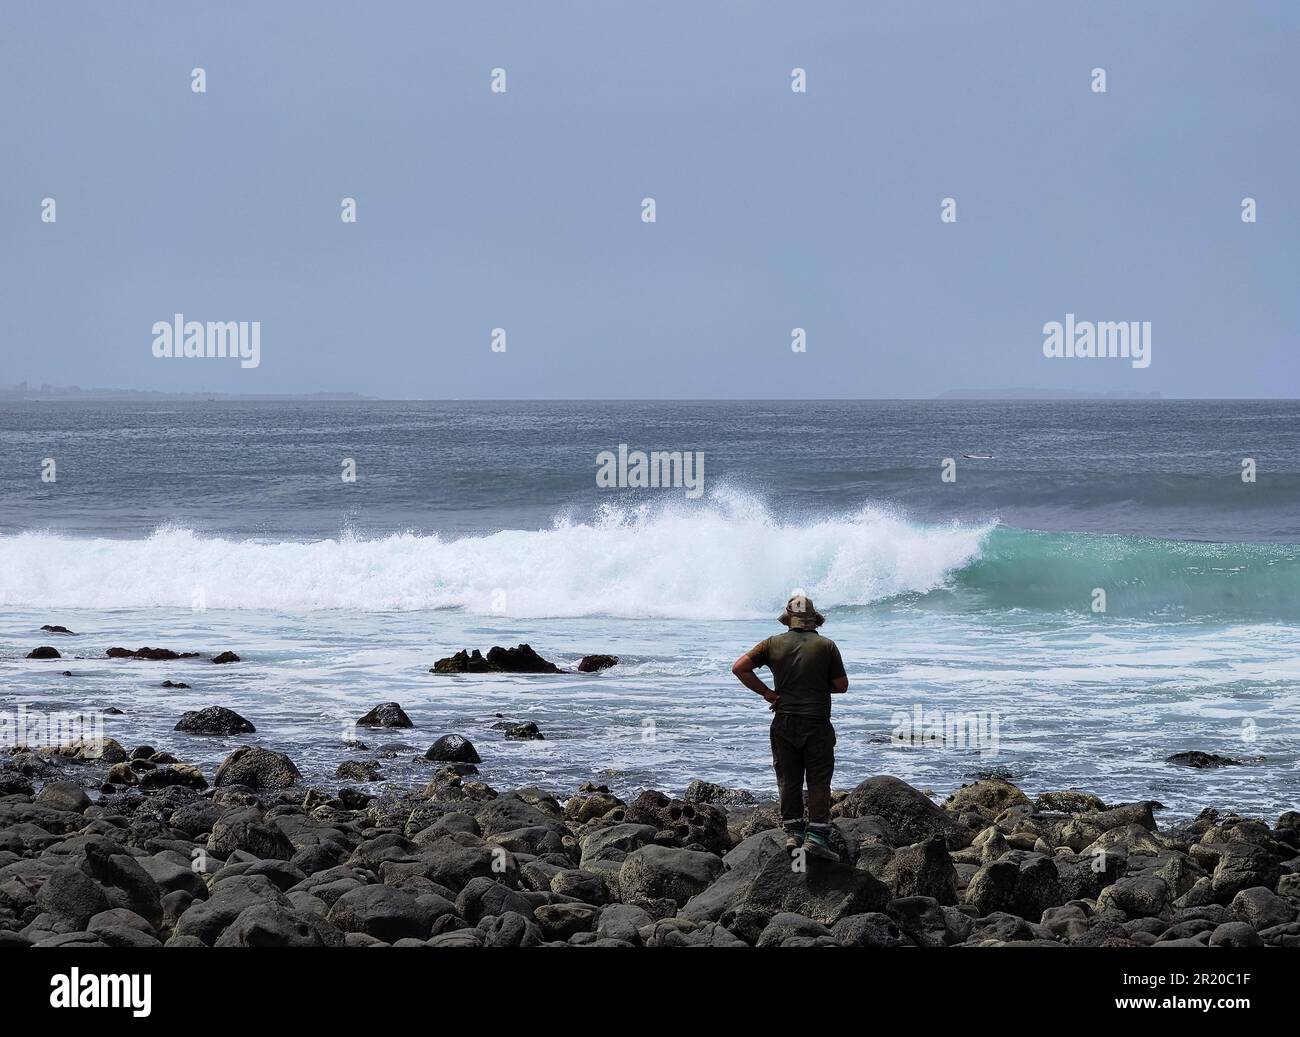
top-left (731, 594), bottom-right (848, 862)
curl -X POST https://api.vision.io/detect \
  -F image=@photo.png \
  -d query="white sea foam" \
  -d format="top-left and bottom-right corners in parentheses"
top-left (0, 490), bottom-right (992, 617)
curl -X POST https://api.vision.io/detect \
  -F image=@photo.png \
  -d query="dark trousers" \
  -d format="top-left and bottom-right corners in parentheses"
top-left (770, 714), bottom-right (836, 825)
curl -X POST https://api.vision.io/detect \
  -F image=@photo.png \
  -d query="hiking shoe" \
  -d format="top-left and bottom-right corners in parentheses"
top-left (802, 826), bottom-right (840, 862)
top-left (783, 824), bottom-right (805, 854)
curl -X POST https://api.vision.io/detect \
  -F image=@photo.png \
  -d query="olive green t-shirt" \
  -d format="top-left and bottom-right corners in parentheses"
top-left (748, 629), bottom-right (847, 720)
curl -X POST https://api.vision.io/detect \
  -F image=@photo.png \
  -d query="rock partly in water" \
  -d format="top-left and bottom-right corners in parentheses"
top-left (175, 707), bottom-right (256, 736)
top-left (214, 747), bottom-right (302, 790)
top-left (577, 654), bottom-right (619, 672)
top-left (431, 643), bottom-right (561, 674)
top-left (40, 624), bottom-right (77, 635)
top-left (1167, 751), bottom-right (1242, 769)
top-left (107, 647), bottom-right (200, 661)
top-left (357, 703), bottom-right (413, 729)
top-left (26, 646), bottom-right (61, 659)
top-left (211, 651), bottom-right (241, 665)
top-left (425, 735), bottom-right (482, 764)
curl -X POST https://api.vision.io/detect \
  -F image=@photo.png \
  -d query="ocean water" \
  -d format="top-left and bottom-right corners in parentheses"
top-left (2, 399), bottom-right (1299, 821)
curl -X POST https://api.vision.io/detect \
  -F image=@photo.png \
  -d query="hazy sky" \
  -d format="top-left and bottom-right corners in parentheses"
top-left (2, 1), bottom-right (1296, 398)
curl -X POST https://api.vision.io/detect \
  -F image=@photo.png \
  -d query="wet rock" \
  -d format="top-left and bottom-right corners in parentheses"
top-left (485, 644), bottom-right (561, 673)
top-left (496, 720), bottom-right (544, 741)
top-left (211, 651), bottom-right (241, 664)
top-left (425, 735), bottom-right (482, 764)
top-left (431, 644), bottom-right (561, 674)
top-left (577, 654), bottom-right (619, 672)
top-left (431, 649), bottom-right (496, 673)
top-left (161, 680), bottom-right (191, 689)
top-left (336, 760), bottom-right (382, 782)
top-left (41, 624), bottom-right (76, 635)
top-left (175, 706), bottom-right (256, 736)
top-left (357, 703), bottom-right (413, 729)
top-left (107, 647), bottom-right (200, 660)
top-left (27, 646), bottom-right (61, 659)
top-left (214, 747), bottom-right (302, 790)
top-left (1167, 751), bottom-right (1242, 769)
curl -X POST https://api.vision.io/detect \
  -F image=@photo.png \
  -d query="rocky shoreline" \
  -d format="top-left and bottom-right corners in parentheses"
top-left (2, 727), bottom-right (1297, 947)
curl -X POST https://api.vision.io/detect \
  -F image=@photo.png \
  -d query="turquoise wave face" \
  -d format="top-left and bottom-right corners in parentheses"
top-left (942, 526), bottom-right (1300, 621)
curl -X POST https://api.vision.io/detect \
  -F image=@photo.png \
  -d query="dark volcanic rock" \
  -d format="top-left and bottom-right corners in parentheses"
top-left (41, 624), bottom-right (77, 635)
top-left (486, 644), bottom-right (561, 673)
top-left (107, 646), bottom-right (200, 661)
top-left (336, 760), bottom-right (382, 782)
top-left (357, 703), bottom-right (413, 729)
top-left (577, 654), bottom-right (619, 672)
top-left (431, 643), bottom-right (561, 674)
top-left (684, 780), bottom-right (756, 806)
top-left (1167, 751), bottom-right (1242, 769)
top-left (425, 735), bottom-right (482, 764)
top-left (175, 706), bottom-right (256, 736)
top-left (498, 721), bottom-right (544, 741)
top-left (211, 651), bottom-right (241, 664)
top-left (161, 680), bottom-right (191, 689)
top-left (214, 746), bottom-right (302, 790)
top-left (26, 646), bottom-right (61, 659)
top-left (837, 775), bottom-right (971, 849)
top-left (431, 649), bottom-right (496, 673)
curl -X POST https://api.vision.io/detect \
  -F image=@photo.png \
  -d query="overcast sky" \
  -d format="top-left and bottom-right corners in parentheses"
top-left (2, 1), bottom-right (1296, 398)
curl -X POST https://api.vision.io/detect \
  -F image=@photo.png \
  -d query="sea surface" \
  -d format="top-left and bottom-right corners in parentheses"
top-left (2, 399), bottom-right (1299, 821)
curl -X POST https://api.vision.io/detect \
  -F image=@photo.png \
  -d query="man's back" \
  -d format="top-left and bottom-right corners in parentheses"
top-left (747, 629), bottom-right (846, 721)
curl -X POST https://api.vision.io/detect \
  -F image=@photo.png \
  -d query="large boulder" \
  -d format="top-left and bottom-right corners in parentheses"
top-left (33, 781), bottom-right (91, 814)
top-left (1096, 875), bottom-right (1174, 920)
top-left (964, 851), bottom-right (1063, 920)
top-left (213, 904), bottom-right (329, 947)
top-left (619, 845), bottom-right (725, 911)
top-left (208, 808), bottom-right (297, 860)
top-left (214, 747), bottom-right (301, 790)
top-left (357, 703), bottom-right (413, 729)
top-left (1211, 842), bottom-right (1281, 901)
top-left (943, 778), bottom-right (1031, 817)
top-left (425, 735), bottom-right (481, 764)
top-left (1231, 886), bottom-right (1296, 930)
top-left (175, 706), bottom-right (255, 735)
top-left (327, 884), bottom-right (444, 942)
top-left (883, 836), bottom-right (958, 904)
top-left (577, 654), bottom-right (619, 672)
top-left (720, 851), bottom-right (892, 941)
top-left (836, 776), bottom-right (971, 849)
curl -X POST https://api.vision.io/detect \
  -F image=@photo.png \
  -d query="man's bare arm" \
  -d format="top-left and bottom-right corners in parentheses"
top-left (731, 654), bottom-right (779, 706)
top-left (831, 675), bottom-right (849, 694)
